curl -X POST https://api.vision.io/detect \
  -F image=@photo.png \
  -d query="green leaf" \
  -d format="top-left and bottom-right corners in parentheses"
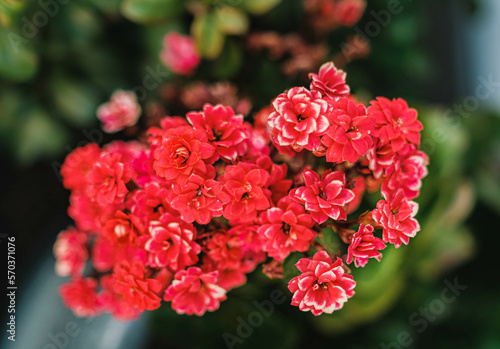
top-left (16, 108), bottom-right (68, 165)
top-left (215, 7), bottom-right (249, 35)
top-left (191, 13), bottom-right (225, 60)
top-left (121, 0), bottom-right (184, 24)
top-left (211, 39), bottom-right (243, 79)
top-left (0, 27), bottom-right (38, 82)
top-left (51, 73), bottom-right (100, 127)
top-left (0, 0), bottom-right (26, 28)
top-left (241, 0), bottom-right (281, 15)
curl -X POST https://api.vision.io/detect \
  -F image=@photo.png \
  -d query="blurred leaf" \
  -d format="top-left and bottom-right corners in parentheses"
top-left (0, 0), bottom-right (26, 27)
top-left (212, 39), bottom-right (243, 79)
top-left (215, 7), bottom-right (249, 35)
top-left (16, 108), bottom-right (68, 164)
top-left (121, 0), bottom-right (184, 24)
top-left (242, 0), bottom-right (282, 15)
top-left (51, 74), bottom-right (100, 127)
top-left (87, 0), bottom-right (121, 15)
top-left (191, 13), bottom-right (225, 59)
top-left (0, 27), bottom-right (38, 82)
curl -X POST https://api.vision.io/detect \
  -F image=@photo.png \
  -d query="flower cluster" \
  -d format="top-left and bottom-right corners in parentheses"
top-left (55, 61), bottom-right (428, 319)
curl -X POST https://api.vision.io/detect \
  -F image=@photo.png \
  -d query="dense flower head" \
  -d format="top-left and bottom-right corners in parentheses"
top-left (368, 97), bottom-right (423, 152)
top-left (319, 97), bottom-right (374, 163)
top-left (164, 267), bottom-right (227, 316)
top-left (258, 197), bottom-right (316, 260)
top-left (187, 104), bottom-right (248, 161)
top-left (139, 214), bottom-right (201, 271)
top-left (112, 260), bottom-right (163, 311)
top-left (268, 87), bottom-right (330, 152)
top-left (53, 227), bottom-right (88, 277)
top-left (97, 90), bottom-right (141, 133)
top-left (160, 32), bottom-right (200, 75)
top-left (152, 126), bottom-right (216, 183)
top-left (288, 251), bottom-right (356, 315)
top-left (55, 61), bottom-right (428, 320)
top-left (372, 189), bottom-right (420, 248)
top-left (346, 224), bottom-right (386, 267)
top-left (309, 62), bottom-right (350, 99)
top-left (289, 169), bottom-right (355, 224)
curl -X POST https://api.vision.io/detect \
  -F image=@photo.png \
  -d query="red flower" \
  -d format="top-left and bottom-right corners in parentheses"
top-left (258, 197), bottom-right (316, 260)
top-left (97, 90), bottom-right (141, 133)
top-left (153, 126), bottom-right (216, 184)
top-left (59, 278), bottom-right (101, 317)
top-left (103, 210), bottom-right (145, 246)
top-left (53, 227), bottom-right (88, 277)
top-left (289, 170), bottom-right (354, 224)
top-left (288, 251), bottom-right (356, 316)
top-left (164, 267), bottom-right (227, 316)
top-left (368, 97), bottom-right (423, 152)
top-left (87, 152), bottom-right (133, 206)
top-left (98, 275), bottom-right (142, 321)
top-left (169, 166), bottom-right (230, 224)
top-left (139, 214), bottom-right (201, 271)
top-left (346, 224), bottom-right (386, 267)
top-left (372, 189), bottom-right (420, 248)
top-left (61, 143), bottom-right (101, 191)
top-left (319, 97), bottom-right (374, 163)
top-left (309, 62), bottom-right (350, 99)
top-left (268, 87), bottom-right (330, 152)
top-left (187, 104), bottom-right (247, 161)
top-left (128, 181), bottom-right (172, 222)
top-left (160, 32), bottom-right (200, 76)
top-left (335, 0), bottom-right (366, 27)
top-left (220, 162), bottom-right (271, 222)
top-left (112, 260), bottom-right (163, 311)
top-left (346, 176), bottom-right (366, 214)
top-left (381, 144), bottom-right (429, 200)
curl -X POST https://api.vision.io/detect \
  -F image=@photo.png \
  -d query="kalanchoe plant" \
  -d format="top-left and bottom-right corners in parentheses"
top-left (54, 61), bottom-right (428, 319)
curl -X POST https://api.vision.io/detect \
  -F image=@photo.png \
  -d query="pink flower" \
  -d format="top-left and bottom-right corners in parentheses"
top-left (205, 232), bottom-right (245, 271)
top-left (139, 214), bottom-right (201, 271)
top-left (103, 210), bottom-right (145, 246)
top-left (61, 143), bottom-right (101, 191)
top-left (320, 97), bottom-right (374, 163)
top-left (164, 267), bottom-right (227, 316)
top-left (381, 145), bottom-right (429, 200)
top-left (153, 126), bottom-right (216, 184)
top-left (258, 197), bottom-right (316, 260)
top-left (220, 162), bottom-right (271, 222)
top-left (97, 90), bottom-right (141, 133)
top-left (268, 87), bottom-right (330, 152)
top-left (160, 32), bottom-right (200, 75)
top-left (112, 260), bottom-right (163, 311)
top-left (346, 176), bottom-right (366, 214)
top-left (289, 170), bottom-right (355, 224)
top-left (187, 104), bottom-right (248, 161)
top-left (335, 0), bottom-right (366, 27)
top-left (372, 189), bottom-right (420, 248)
top-left (368, 97), bottom-right (423, 152)
top-left (87, 152), bottom-right (133, 206)
top-left (59, 278), bottom-right (101, 317)
top-left (309, 62), bottom-right (350, 99)
top-left (169, 166), bottom-right (230, 224)
top-left (346, 224), bottom-right (386, 267)
top-left (53, 227), bottom-right (88, 277)
top-left (288, 251), bottom-right (356, 316)
top-left (98, 275), bottom-right (142, 321)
